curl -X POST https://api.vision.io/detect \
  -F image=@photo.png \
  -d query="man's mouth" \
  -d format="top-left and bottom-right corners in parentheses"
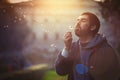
top-left (75, 28), bottom-right (80, 31)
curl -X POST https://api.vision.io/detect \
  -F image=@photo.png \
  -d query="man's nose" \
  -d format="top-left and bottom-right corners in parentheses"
top-left (75, 24), bottom-right (80, 30)
top-left (77, 20), bottom-right (81, 25)
top-left (76, 22), bottom-right (80, 27)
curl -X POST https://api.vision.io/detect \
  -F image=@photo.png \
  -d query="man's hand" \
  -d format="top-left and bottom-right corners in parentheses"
top-left (64, 32), bottom-right (73, 51)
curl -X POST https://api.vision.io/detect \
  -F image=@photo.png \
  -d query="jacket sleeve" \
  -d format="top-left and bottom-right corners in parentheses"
top-left (55, 52), bottom-right (73, 76)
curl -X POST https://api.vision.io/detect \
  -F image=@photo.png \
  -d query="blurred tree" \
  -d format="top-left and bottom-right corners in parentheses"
top-left (97, 0), bottom-right (120, 49)
top-left (0, 2), bottom-right (31, 73)
top-left (98, 0), bottom-right (120, 19)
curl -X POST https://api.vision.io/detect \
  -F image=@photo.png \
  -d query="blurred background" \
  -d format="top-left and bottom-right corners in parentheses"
top-left (0, 0), bottom-right (120, 80)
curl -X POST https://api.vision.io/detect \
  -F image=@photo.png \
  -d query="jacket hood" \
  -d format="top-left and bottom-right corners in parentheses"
top-left (82, 34), bottom-right (106, 49)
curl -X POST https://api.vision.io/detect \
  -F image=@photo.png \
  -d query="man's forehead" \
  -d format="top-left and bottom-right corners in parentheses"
top-left (77, 15), bottom-right (89, 20)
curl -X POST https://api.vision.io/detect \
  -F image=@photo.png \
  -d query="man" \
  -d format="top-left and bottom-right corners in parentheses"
top-left (55, 12), bottom-right (119, 80)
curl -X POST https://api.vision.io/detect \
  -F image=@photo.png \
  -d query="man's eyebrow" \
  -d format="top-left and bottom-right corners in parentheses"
top-left (81, 18), bottom-right (87, 20)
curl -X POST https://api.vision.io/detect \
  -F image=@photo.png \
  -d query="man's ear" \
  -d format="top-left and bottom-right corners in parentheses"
top-left (91, 25), bottom-right (96, 31)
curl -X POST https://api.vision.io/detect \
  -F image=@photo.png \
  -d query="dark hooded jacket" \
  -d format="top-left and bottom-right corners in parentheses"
top-left (55, 34), bottom-right (119, 80)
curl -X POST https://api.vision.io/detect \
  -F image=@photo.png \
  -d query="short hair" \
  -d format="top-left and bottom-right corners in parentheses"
top-left (81, 12), bottom-right (100, 35)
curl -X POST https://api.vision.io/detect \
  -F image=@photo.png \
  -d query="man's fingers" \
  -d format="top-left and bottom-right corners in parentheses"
top-left (63, 31), bottom-right (73, 45)
top-left (64, 37), bottom-right (72, 43)
top-left (64, 32), bottom-right (72, 36)
top-left (64, 35), bottom-right (72, 39)
top-left (64, 32), bottom-right (72, 38)
top-left (63, 32), bottom-right (73, 50)
top-left (64, 37), bottom-right (72, 40)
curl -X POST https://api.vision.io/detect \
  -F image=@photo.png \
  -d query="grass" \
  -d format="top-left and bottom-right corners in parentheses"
top-left (42, 70), bottom-right (67, 80)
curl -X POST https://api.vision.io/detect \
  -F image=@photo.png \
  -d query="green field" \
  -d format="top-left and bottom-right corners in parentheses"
top-left (42, 70), bottom-right (67, 80)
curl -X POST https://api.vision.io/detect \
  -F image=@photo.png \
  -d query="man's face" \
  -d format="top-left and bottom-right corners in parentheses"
top-left (74, 14), bottom-right (92, 37)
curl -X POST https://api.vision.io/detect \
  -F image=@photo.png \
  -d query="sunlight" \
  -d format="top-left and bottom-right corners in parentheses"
top-left (39, 0), bottom-right (79, 8)
top-left (28, 0), bottom-right (82, 39)
top-left (34, 0), bottom-right (80, 15)
top-left (7, 0), bottom-right (31, 3)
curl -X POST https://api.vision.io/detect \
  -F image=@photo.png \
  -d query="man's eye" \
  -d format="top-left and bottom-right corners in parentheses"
top-left (82, 19), bottom-right (87, 22)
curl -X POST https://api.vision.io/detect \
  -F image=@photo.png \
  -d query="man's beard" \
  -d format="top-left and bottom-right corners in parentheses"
top-left (74, 29), bottom-right (91, 38)
top-left (74, 29), bottom-right (83, 37)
